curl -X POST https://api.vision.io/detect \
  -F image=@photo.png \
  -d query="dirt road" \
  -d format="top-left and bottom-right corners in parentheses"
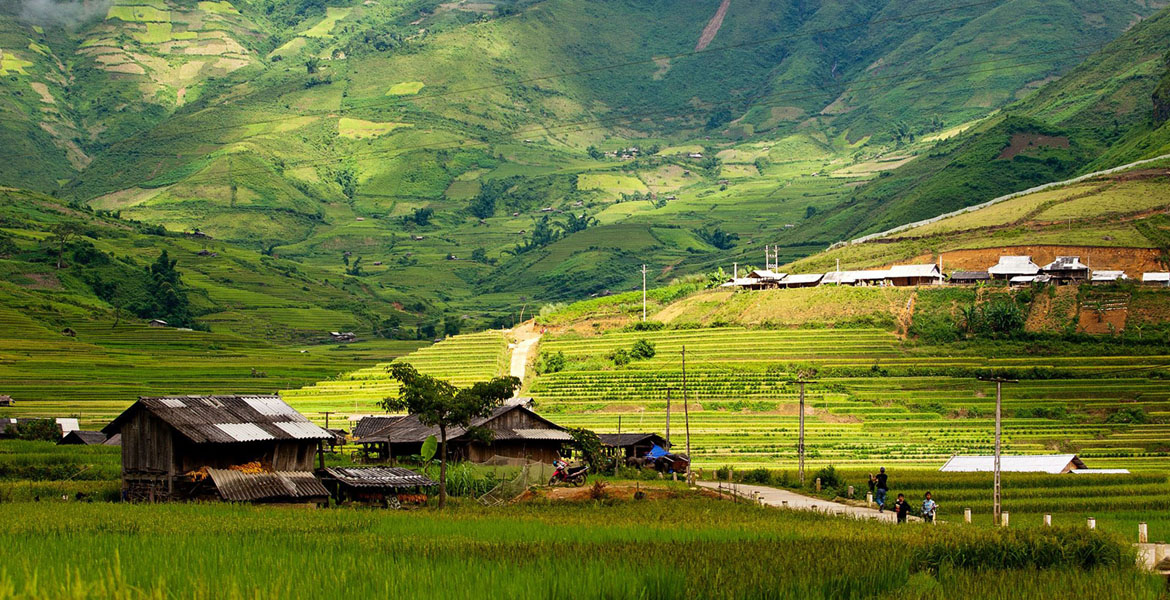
top-left (696, 481), bottom-right (928, 523)
top-left (695, 0), bottom-right (731, 51)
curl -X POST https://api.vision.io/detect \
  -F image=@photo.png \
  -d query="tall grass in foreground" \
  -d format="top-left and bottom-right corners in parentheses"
top-left (0, 499), bottom-right (1162, 599)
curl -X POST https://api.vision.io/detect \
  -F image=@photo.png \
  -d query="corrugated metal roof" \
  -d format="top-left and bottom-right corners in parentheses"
top-left (988, 256), bottom-right (1040, 275)
top-left (781, 273), bottom-right (823, 285)
top-left (57, 430), bottom-right (108, 445)
top-left (1070, 469), bottom-right (1130, 474)
top-left (597, 433), bottom-right (668, 447)
top-left (746, 270), bottom-right (786, 281)
top-left (1090, 270), bottom-right (1127, 282)
top-left (939, 454), bottom-right (1086, 474)
top-left (353, 416), bottom-right (406, 440)
top-left (1142, 272), bottom-right (1170, 282)
top-left (207, 469), bottom-right (328, 502)
top-left (367, 405), bottom-right (569, 445)
top-left (508, 428), bottom-right (573, 441)
top-left (1042, 256), bottom-right (1089, 271)
top-left (950, 270), bottom-right (990, 280)
top-left (322, 467), bottom-right (437, 488)
top-left (274, 421), bottom-right (329, 439)
top-left (215, 423), bottom-right (275, 442)
top-left (888, 264), bottom-right (941, 278)
top-left (102, 395), bottom-right (331, 444)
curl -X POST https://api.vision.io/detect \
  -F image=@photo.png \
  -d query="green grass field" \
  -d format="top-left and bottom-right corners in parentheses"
top-left (0, 493), bottom-right (1162, 599)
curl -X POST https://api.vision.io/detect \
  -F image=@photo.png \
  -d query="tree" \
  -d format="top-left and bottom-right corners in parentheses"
top-left (586, 145), bottom-right (604, 160)
top-left (567, 427), bottom-right (604, 472)
top-left (382, 364), bottom-right (520, 507)
top-left (49, 223), bottom-right (80, 269)
top-left (305, 56), bottom-right (320, 74)
top-left (694, 226), bottom-right (739, 250)
top-left (558, 212), bottom-right (597, 235)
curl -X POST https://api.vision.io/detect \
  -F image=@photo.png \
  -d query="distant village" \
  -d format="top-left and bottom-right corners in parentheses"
top-left (721, 251), bottom-right (1170, 290)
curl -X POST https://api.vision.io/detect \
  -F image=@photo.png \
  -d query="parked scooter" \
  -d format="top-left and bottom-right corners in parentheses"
top-left (548, 460), bottom-right (588, 487)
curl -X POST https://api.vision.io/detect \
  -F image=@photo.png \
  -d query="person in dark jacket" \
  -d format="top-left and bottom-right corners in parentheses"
top-left (893, 493), bottom-right (912, 523)
top-left (873, 466), bottom-right (889, 511)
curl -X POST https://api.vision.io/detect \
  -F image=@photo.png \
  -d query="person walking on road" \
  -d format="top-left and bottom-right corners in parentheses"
top-left (893, 493), bottom-right (912, 523)
top-left (922, 492), bottom-right (938, 523)
top-left (873, 467), bottom-right (889, 512)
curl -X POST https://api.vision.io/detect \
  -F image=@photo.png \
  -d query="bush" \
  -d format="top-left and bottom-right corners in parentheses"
top-left (5, 420), bottom-right (60, 442)
top-left (610, 348), bottom-right (630, 366)
top-left (629, 339), bottom-right (656, 360)
top-left (742, 468), bottom-right (771, 484)
top-left (813, 465), bottom-right (843, 490)
top-left (1106, 407), bottom-right (1149, 424)
top-left (536, 350), bottom-right (566, 374)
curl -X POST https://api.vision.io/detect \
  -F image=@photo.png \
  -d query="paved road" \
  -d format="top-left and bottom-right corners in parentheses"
top-left (697, 481), bottom-right (921, 523)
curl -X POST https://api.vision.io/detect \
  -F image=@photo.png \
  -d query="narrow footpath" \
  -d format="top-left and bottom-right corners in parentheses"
top-left (508, 324), bottom-right (542, 381)
top-left (697, 481), bottom-right (920, 523)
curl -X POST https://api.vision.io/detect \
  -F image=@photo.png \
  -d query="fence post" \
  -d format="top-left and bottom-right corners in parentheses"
top-left (782, 500), bottom-right (788, 508)
top-left (848, 485), bottom-right (854, 498)
top-left (866, 492), bottom-right (873, 506)
top-left (1087, 517), bottom-right (1096, 530)
top-left (1001, 512), bottom-right (1010, 527)
top-left (964, 508), bottom-right (971, 523)
top-left (815, 477), bottom-right (821, 492)
top-left (1139, 522), bottom-right (1148, 544)
top-left (1043, 514), bottom-right (1051, 527)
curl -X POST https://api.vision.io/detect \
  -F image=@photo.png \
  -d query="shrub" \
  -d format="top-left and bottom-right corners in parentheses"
top-left (536, 350), bottom-right (566, 374)
top-left (813, 466), bottom-right (843, 490)
top-left (1106, 407), bottom-right (1149, 424)
top-left (610, 349), bottom-right (630, 366)
top-left (630, 339), bottom-right (656, 360)
top-left (5, 420), bottom-right (59, 442)
top-left (742, 468), bottom-right (771, 485)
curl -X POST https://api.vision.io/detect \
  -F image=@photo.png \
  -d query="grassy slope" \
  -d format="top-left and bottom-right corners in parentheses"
top-left (782, 161), bottom-right (1170, 274)
top-left (830, 9), bottom-right (1170, 238)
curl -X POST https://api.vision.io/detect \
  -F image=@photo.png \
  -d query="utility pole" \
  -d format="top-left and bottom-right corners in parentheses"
top-left (797, 379), bottom-right (808, 486)
top-left (322, 411), bottom-right (333, 430)
top-left (980, 376), bottom-right (1018, 525)
top-left (641, 264), bottom-right (648, 322)
top-left (682, 345), bottom-right (692, 482)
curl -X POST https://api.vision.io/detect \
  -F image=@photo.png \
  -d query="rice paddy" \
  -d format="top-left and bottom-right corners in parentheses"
top-left (0, 496), bottom-right (1162, 599)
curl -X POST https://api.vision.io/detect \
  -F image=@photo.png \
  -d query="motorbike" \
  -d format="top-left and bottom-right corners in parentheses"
top-left (548, 462), bottom-right (588, 487)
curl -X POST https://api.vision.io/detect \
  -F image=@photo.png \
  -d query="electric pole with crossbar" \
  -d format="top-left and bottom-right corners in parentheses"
top-left (980, 376), bottom-right (1018, 525)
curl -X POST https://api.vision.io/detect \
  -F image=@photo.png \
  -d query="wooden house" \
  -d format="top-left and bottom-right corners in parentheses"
top-left (778, 273), bottom-right (823, 288)
top-left (1090, 270), bottom-right (1128, 284)
top-left (988, 256), bottom-right (1040, 280)
top-left (0, 395), bottom-right (13, 407)
top-left (359, 404), bottom-right (572, 464)
top-left (102, 395), bottom-right (331, 503)
top-left (1041, 256), bottom-right (1090, 284)
top-left (1142, 272), bottom-right (1170, 287)
top-left (597, 433), bottom-right (669, 459)
top-left (949, 270), bottom-right (990, 285)
top-left (887, 264), bottom-right (943, 287)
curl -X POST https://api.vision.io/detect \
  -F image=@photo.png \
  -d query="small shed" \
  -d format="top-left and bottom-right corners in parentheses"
top-left (362, 404), bottom-right (572, 464)
top-left (1041, 256), bottom-right (1090, 284)
top-left (148, 319), bottom-right (168, 328)
top-left (887, 264), bottom-right (943, 286)
top-left (330, 331), bottom-right (357, 342)
top-left (597, 433), bottom-right (669, 459)
top-left (949, 270), bottom-right (990, 285)
top-left (0, 395), bottom-right (13, 407)
top-left (206, 468), bottom-right (328, 504)
top-left (319, 466), bottom-right (437, 506)
top-left (988, 256), bottom-right (1040, 280)
top-left (1090, 270), bottom-right (1128, 284)
top-left (102, 395), bottom-right (332, 502)
top-left (745, 270), bottom-right (787, 287)
top-left (779, 273), bottom-right (823, 288)
top-left (58, 430), bottom-right (109, 445)
top-left (1141, 272), bottom-right (1170, 286)
top-left (938, 454), bottom-right (1125, 474)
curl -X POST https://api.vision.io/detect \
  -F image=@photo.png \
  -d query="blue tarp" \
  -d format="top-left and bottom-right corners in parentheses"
top-left (648, 444), bottom-right (667, 459)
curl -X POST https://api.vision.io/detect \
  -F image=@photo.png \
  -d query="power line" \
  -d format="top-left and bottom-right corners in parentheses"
top-left (75, 0), bottom-right (1010, 149)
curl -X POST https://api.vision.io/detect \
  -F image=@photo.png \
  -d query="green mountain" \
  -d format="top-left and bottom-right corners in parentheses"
top-left (828, 8), bottom-right (1170, 239)
top-left (1, 0), bottom-right (1168, 320)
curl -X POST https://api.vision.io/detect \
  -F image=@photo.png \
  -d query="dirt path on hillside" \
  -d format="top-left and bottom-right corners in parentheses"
top-left (508, 322), bottom-right (541, 382)
top-left (695, 0), bottom-right (731, 51)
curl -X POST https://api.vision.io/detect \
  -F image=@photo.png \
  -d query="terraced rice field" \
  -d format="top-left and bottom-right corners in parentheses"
top-left (528, 328), bottom-right (1170, 470)
top-left (282, 331), bottom-right (510, 416)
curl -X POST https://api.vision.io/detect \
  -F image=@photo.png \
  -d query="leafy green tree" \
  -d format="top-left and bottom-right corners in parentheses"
top-left (442, 314), bottom-right (461, 337)
top-left (558, 212), bottom-right (597, 235)
top-left (305, 56), bottom-right (320, 74)
top-left (49, 223), bottom-right (80, 269)
top-left (586, 145), bottom-right (604, 160)
top-left (694, 226), bottom-right (739, 250)
top-left (7, 419), bottom-right (60, 441)
top-left (536, 350), bottom-right (566, 374)
top-left (566, 427), bottom-right (604, 472)
top-left (382, 364), bottom-right (520, 507)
